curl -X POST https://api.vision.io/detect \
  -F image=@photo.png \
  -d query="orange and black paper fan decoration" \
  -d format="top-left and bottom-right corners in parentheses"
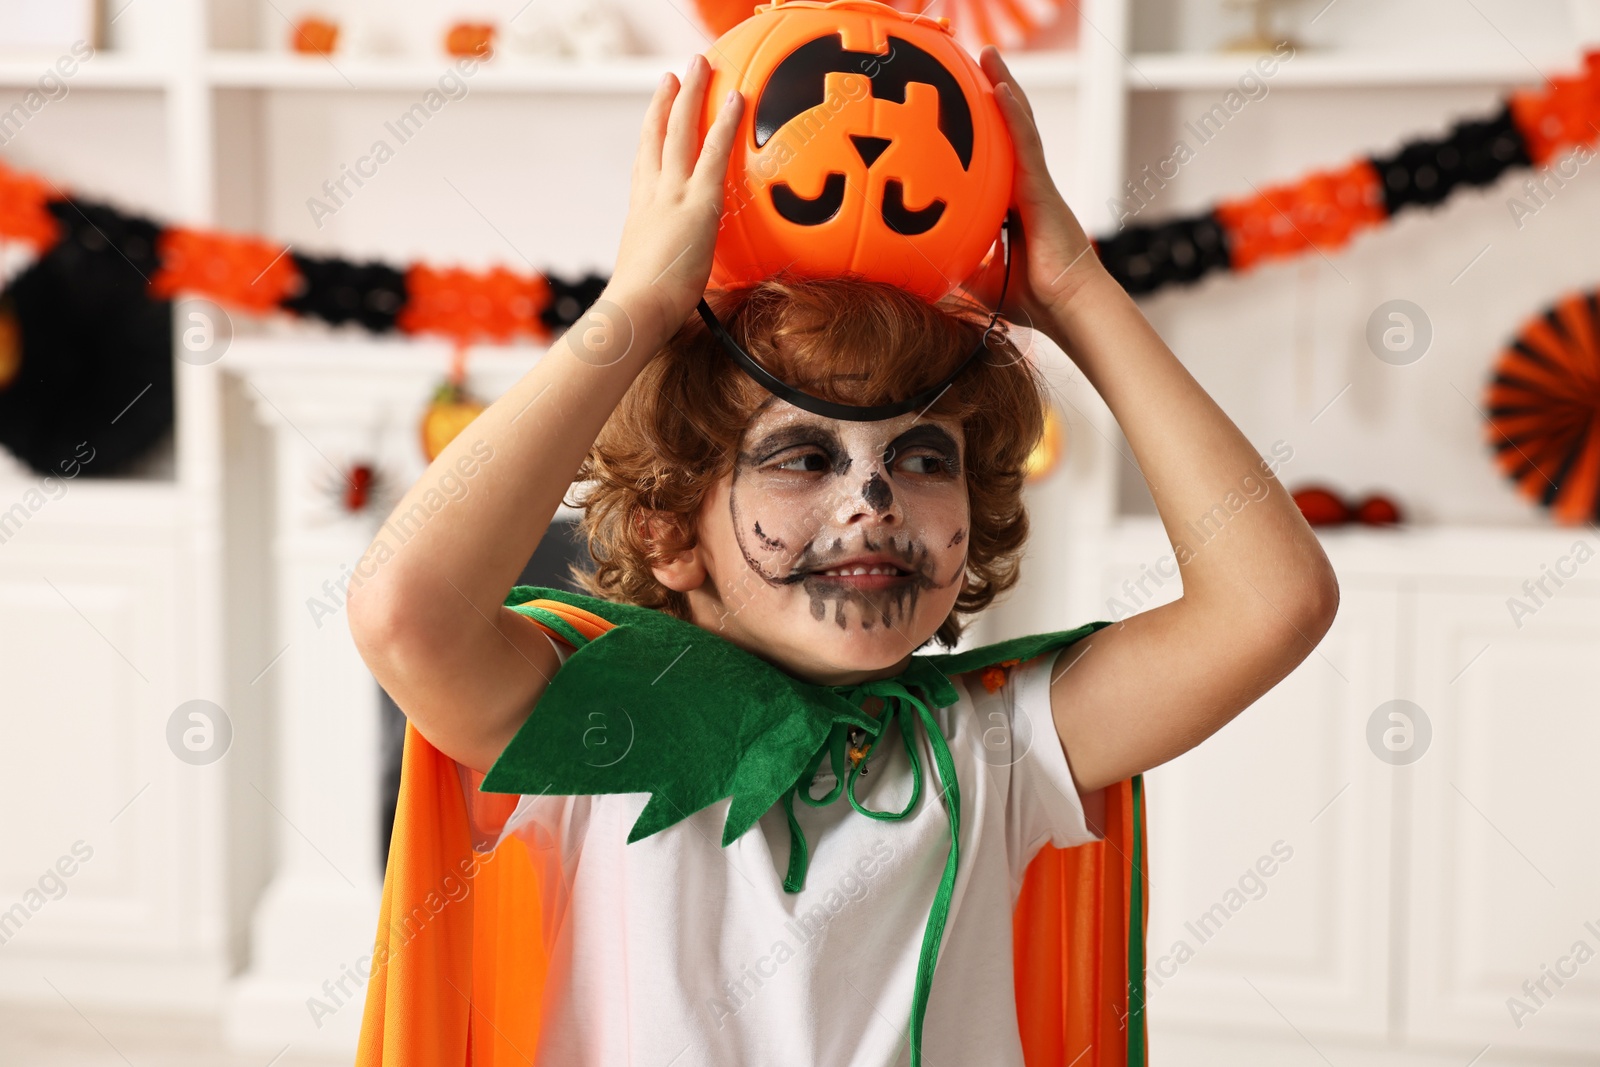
top-left (1485, 289), bottom-right (1600, 524)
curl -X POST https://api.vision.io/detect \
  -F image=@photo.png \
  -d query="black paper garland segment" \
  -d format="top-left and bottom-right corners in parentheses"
top-left (1368, 103), bottom-right (1532, 214)
top-left (1091, 215), bottom-right (1232, 296)
top-left (281, 254), bottom-right (409, 333)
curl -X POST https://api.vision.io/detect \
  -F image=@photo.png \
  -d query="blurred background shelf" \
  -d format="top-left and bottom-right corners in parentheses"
top-left (1126, 46), bottom-right (1584, 89)
top-left (204, 47), bottom-right (1081, 91)
top-left (205, 50), bottom-right (675, 91)
top-left (0, 54), bottom-right (168, 88)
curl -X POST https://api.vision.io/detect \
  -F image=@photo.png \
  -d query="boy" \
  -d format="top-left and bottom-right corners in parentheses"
top-left (349, 47), bottom-right (1338, 1066)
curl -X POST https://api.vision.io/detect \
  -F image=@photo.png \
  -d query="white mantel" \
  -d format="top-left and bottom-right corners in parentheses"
top-left (219, 334), bottom-right (540, 1052)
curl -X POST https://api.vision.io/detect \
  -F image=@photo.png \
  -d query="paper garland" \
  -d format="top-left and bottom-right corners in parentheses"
top-left (0, 48), bottom-right (1596, 489)
top-left (1096, 52), bottom-right (1600, 293)
top-left (0, 163), bottom-right (607, 348)
top-left (0, 50), bottom-right (1593, 343)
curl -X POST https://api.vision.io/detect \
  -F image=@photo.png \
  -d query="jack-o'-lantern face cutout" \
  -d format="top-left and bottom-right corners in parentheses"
top-left (702, 1), bottom-right (1013, 302)
top-left (753, 34), bottom-right (973, 235)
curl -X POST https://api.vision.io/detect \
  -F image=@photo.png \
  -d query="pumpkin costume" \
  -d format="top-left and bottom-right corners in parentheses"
top-left (355, 586), bottom-right (1148, 1066)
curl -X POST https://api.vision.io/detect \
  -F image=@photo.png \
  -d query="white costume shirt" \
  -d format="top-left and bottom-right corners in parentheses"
top-left (494, 637), bottom-right (1103, 1066)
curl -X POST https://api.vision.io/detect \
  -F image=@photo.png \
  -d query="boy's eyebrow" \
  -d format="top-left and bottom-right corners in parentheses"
top-left (743, 404), bottom-right (966, 441)
top-left (739, 419), bottom-right (960, 463)
top-left (741, 423), bottom-right (845, 463)
top-left (889, 423), bottom-right (961, 457)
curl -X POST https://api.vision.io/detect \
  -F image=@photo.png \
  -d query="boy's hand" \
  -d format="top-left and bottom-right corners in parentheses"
top-left (967, 46), bottom-right (1111, 340)
top-left (606, 53), bottom-right (744, 343)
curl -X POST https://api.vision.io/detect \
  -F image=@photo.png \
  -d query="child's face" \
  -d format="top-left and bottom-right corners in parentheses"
top-left (676, 396), bottom-right (971, 683)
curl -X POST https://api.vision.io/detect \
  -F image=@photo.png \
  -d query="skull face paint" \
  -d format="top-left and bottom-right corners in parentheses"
top-left (728, 399), bottom-right (970, 639)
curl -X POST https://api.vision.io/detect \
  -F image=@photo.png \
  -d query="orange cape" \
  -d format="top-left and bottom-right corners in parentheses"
top-left (355, 600), bottom-right (1148, 1065)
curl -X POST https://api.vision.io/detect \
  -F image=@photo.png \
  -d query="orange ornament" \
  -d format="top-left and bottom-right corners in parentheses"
top-left (1023, 402), bottom-right (1064, 483)
top-left (420, 379), bottom-right (488, 462)
top-left (290, 16), bottom-right (340, 55)
top-left (979, 657), bottom-right (1020, 693)
top-left (699, 0), bottom-right (1013, 301)
top-left (445, 22), bottom-right (495, 58)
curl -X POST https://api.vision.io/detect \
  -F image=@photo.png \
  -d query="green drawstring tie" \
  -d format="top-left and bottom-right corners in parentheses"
top-left (779, 676), bottom-right (961, 1067)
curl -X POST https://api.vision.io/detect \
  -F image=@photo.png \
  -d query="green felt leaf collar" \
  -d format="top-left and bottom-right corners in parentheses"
top-left (480, 585), bottom-right (1113, 1067)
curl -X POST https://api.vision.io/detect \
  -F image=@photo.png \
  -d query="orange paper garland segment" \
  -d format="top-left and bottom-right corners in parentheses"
top-left (1214, 159), bottom-right (1386, 272)
top-left (150, 228), bottom-right (300, 311)
top-left (1509, 52), bottom-right (1600, 166)
top-left (0, 162), bottom-right (61, 248)
top-left (398, 264), bottom-right (554, 345)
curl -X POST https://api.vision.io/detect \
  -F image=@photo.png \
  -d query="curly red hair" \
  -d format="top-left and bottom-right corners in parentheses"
top-left (568, 275), bottom-right (1049, 648)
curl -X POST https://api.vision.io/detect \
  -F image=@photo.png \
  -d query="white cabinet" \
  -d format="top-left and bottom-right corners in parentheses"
top-left (1407, 585), bottom-right (1600, 1052)
top-left (1141, 582), bottom-right (1398, 1039)
top-left (0, 488), bottom-right (234, 1005)
top-left (1101, 520), bottom-right (1600, 1062)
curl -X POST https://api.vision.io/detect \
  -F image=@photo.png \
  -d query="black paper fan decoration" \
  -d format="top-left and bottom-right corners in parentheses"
top-left (1484, 289), bottom-right (1600, 524)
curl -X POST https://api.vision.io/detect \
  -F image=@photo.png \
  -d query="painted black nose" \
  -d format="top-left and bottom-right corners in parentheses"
top-left (850, 135), bottom-right (892, 168)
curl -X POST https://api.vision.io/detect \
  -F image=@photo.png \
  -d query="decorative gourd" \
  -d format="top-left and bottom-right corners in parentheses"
top-left (700, 0), bottom-right (1013, 301)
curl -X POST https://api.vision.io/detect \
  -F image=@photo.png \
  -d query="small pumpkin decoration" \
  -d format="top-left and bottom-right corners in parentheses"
top-left (290, 16), bottom-right (340, 55)
top-left (1291, 485), bottom-right (1405, 527)
top-left (420, 379), bottom-right (487, 462)
top-left (445, 22), bottom-right (496, 58)
top-left (699, 0), bottom-right (1013, 302)
top-left (1292, 485), bottom-right (1350, 526)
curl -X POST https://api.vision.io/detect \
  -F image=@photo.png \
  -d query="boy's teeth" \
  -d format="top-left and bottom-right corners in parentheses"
top-left (822, 564), bottom-right (899, 576)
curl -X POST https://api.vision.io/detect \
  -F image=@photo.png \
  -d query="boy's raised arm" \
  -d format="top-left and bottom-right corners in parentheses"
top-left (977, 48), bottom-right (1341, 798)
top-left (347, 55), bottom-right (743, 773)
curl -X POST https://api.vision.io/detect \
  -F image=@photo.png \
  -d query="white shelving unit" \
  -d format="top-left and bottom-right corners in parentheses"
top-left (2, 0), bottom-right (1596, 1062)
top-left (1125, 48), bottom-right (1581, 88)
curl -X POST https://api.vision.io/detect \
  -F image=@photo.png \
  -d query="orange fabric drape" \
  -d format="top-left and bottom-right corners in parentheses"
top-left (355, 601), bottom-right (1148, 1065)
top-left (355, 601), bottom-right (611, 1066)
top-left (1013, 777), bottom-right (1147, 1066)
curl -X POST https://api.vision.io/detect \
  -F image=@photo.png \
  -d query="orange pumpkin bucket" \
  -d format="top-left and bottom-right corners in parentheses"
top-left (699, 0), bottom-right (1014, 302)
